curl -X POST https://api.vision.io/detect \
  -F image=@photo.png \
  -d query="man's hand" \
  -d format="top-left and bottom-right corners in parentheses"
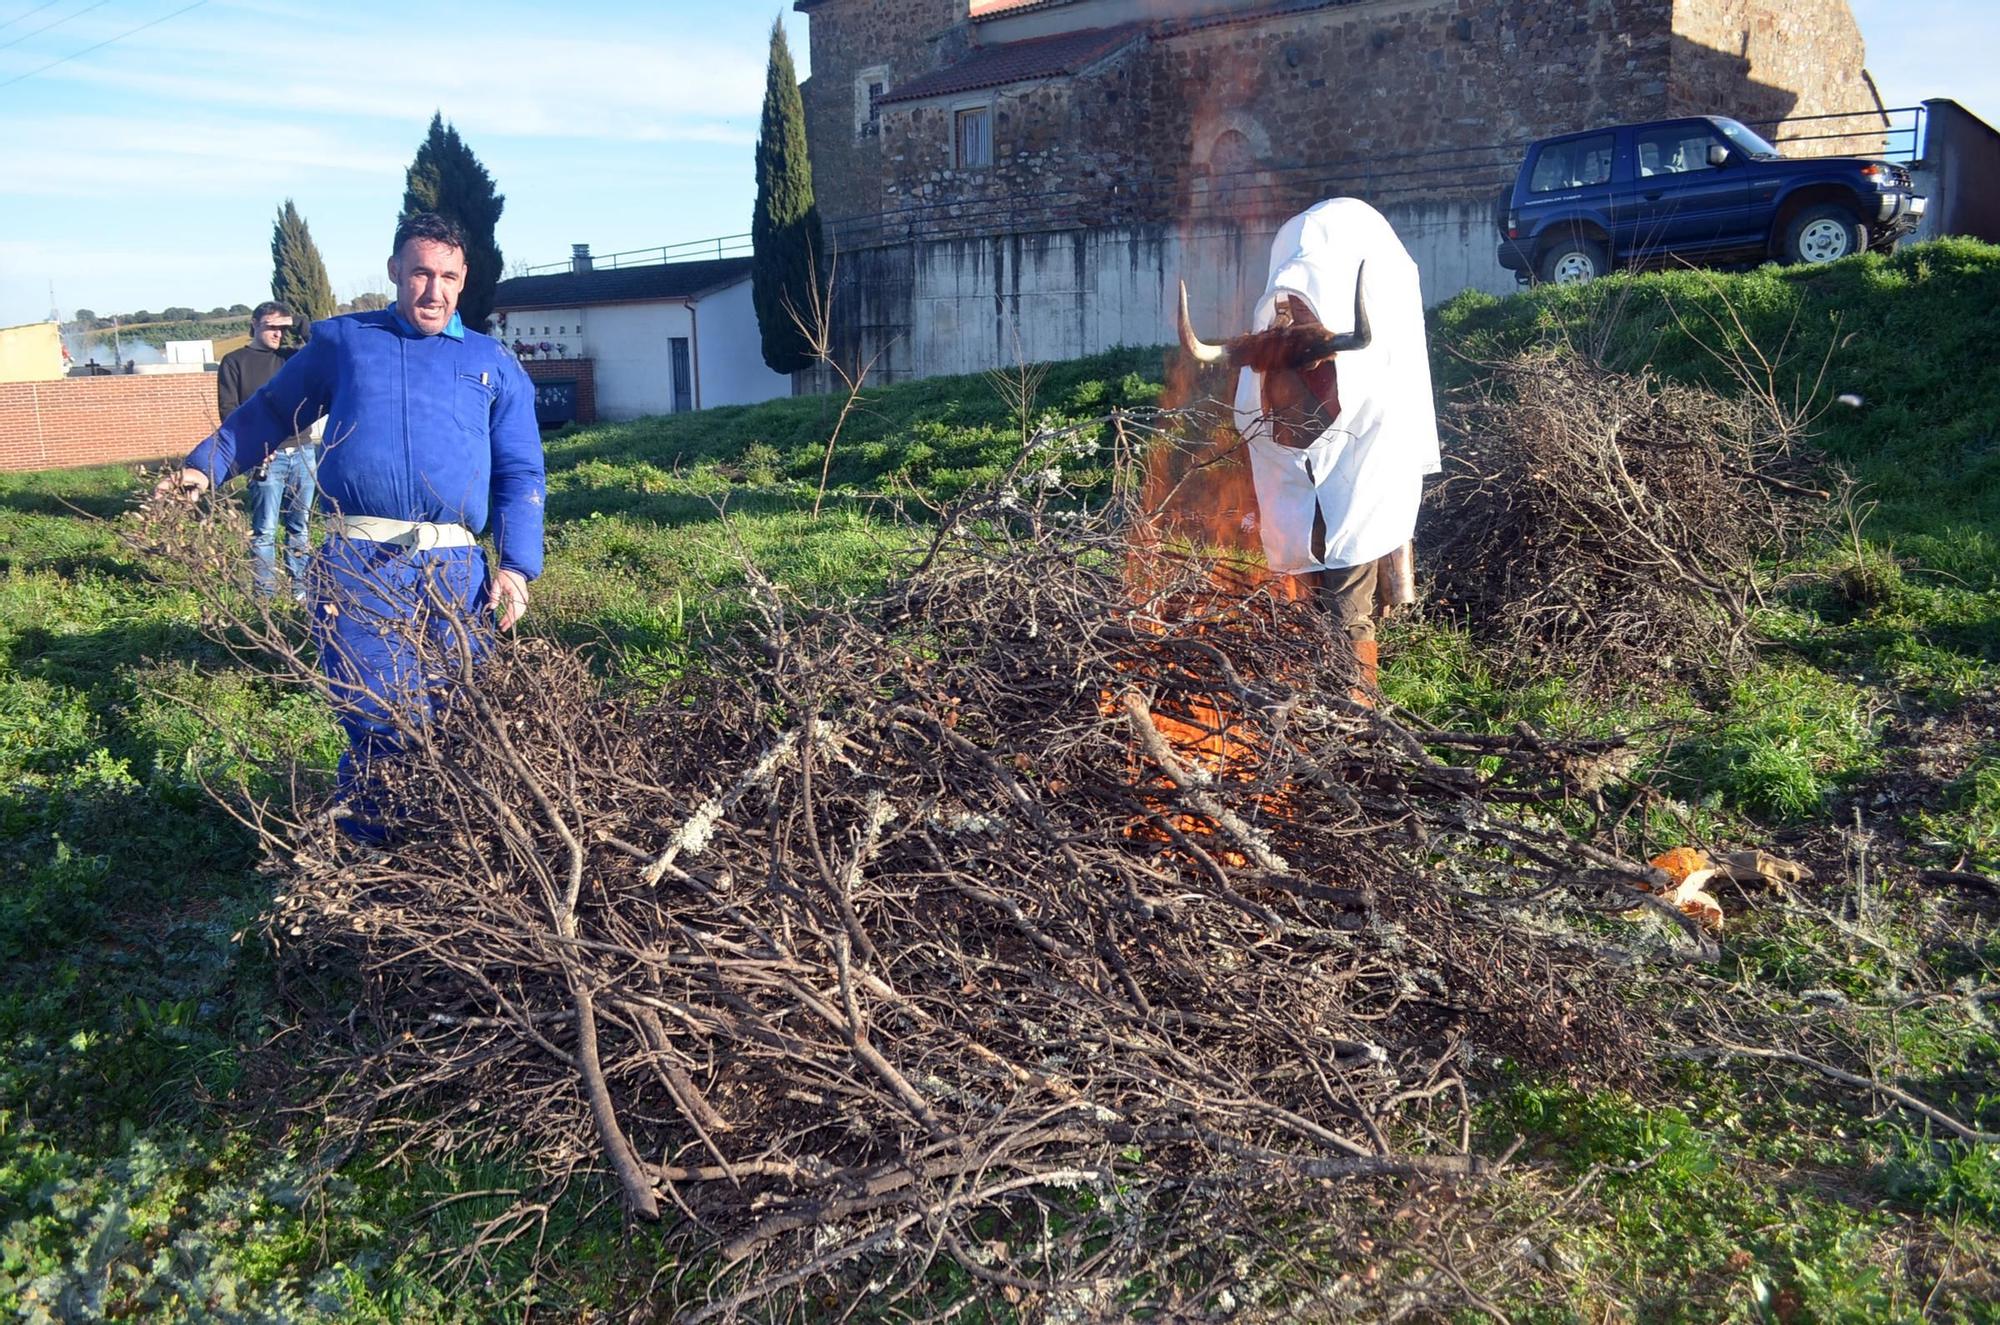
top-left (151, 467), bottom-right (210, 502)
top-left (490, 568), bottom-right (530, 631)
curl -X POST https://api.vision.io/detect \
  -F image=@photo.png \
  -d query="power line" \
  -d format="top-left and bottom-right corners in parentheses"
top-left (0, 0), bottom-right (113, 54)
top-left (0, 2), bottom-right (69, 35)
top-left (0, 0), bottom-right (208, 91)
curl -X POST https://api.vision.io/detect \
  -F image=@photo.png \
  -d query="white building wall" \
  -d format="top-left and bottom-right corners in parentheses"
top-left (837, 199), bottom-right (1516, 382)
top-left (501, 307), bottom-right (584, 362)
top-left (581, 302), bottom-right (694, 421)
top-left (692, 279), bottom-right (793, 408)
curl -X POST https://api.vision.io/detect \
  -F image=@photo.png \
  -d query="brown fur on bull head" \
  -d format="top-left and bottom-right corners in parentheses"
top-left (1176, 264), bottom-right (1371, 372)
top-left (1180, 266), bottom-right (1372, 448)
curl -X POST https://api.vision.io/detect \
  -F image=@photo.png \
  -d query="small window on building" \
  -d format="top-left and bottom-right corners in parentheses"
top-left (855, 64), bottom-right (890, 136)
top-left (956, 106), bottom-right (991, 168)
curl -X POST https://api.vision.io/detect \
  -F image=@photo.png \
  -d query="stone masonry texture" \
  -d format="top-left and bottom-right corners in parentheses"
top-left (801, 0), bottom-right (1885, 240)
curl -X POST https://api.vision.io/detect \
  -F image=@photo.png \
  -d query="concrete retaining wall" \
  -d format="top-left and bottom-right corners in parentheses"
top-left (831, 196), bottom-right (1513, 383)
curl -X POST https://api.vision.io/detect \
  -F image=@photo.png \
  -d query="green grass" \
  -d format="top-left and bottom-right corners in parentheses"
top-left (5, 244), bottom-right (2000, 1319)
top-left (1436, 238), bottom-right (2000, 594)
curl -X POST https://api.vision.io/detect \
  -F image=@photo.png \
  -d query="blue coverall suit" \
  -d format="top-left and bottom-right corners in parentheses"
top-left (184, 309), bottom-right (546, 835)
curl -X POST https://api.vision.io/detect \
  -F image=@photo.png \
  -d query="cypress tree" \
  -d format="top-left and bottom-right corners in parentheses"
top-left (402, 112), bottom-right (506, 332)
top-left (751, 18), bottom-right (826, 375)
top-left (269, 199), bottom-right (336, 342)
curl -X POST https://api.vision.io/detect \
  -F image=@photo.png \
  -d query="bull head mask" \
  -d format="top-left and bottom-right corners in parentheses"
top-left (1179, 266), bottom-right (1372, 449)
top-left (1176, 264), bottom-right (1372, 375)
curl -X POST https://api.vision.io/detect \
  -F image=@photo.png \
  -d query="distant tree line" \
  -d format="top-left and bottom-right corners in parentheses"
top-left (64, 305), bottom-right (251, 331)
top-left (65, 292), bottom-right (390, 336)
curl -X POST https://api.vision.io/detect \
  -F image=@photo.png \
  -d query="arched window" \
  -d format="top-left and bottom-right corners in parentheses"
top-left (1208, 129), bottom-right (1255, 213)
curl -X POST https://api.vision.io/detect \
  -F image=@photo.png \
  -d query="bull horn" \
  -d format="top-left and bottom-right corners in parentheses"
top-left (1327, 263), bottom-right (1372, 353)
top-left (1176, 280), bottom-right (1227, 364)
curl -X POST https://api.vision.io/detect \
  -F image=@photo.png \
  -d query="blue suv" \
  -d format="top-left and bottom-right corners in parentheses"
top-left (1496, 116), bottom-right (1926, 284)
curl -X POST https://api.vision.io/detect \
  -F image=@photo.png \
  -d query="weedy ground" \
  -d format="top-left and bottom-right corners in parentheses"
top-left (3, 240), bottom-right (1998, 1321)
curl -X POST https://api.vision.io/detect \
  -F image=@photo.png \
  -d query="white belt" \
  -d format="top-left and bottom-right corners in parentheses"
top-left (331, 515), bottom-right (477, 551)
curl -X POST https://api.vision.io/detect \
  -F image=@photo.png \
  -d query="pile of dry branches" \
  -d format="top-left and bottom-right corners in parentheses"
top-left (1421, 347), bottom-right (1830, 687)
top-left (135, 453), bottom-right (1713, 1319)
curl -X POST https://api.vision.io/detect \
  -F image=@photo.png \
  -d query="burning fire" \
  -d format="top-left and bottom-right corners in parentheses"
top-left (1133, 352), bottom-right (1310, 603)
top-left (1111, 368), bottom-right (1320, 866)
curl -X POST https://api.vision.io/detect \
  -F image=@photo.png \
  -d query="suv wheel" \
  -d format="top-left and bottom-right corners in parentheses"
top-left (1783, 205), bottom-right (1866, 265)
top-left (1537, 237), bottom-right (1608, 285)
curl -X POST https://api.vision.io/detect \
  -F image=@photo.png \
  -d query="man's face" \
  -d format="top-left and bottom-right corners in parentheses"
top-left (252, 312), bottom-right (293, 350)
top-left (388, 237), bottom-right (467, 336)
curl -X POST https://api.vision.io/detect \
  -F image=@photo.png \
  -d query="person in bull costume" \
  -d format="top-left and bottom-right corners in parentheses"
top-left (1178, 198), bottom-right (1441, 694)
top-left (160, 211), bottom-right (546, 840)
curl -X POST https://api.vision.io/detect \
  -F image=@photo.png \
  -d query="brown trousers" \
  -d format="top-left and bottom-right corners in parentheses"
top-left (1305, 561), bottom-right (1380, 641)
top-left (1302, 543), bottom-right (1417, 643)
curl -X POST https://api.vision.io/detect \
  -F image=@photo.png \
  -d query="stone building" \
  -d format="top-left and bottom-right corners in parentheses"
top-left (794, 0), bottom-right (1890, 381)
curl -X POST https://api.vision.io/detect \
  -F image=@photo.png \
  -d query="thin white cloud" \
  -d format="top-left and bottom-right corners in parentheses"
top-left (0, 113), bottom-right (402, 197)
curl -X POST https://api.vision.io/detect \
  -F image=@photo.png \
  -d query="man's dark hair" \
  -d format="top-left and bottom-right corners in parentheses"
top-left (250, 300), bottom-right (292, 327)
top-left (392, 211), bottom-right (466, 257)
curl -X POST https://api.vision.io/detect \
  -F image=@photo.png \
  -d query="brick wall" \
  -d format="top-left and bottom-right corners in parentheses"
top-left (0, 373), bottom-right (218, 474)
top-left (518, 357), bottom-right (598, 425)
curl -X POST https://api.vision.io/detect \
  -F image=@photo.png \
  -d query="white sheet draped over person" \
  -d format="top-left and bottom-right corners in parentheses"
top-left (1179, 197), bottom-right (1441, 694)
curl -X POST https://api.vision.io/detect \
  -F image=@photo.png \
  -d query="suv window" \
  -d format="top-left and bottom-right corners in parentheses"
top-left (1636, 125), bottom-right (1722, 177)
top-left (1529, 134), bottom-right (1615, 192)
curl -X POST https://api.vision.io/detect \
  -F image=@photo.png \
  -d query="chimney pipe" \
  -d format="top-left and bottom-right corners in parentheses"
top-left (572, 243), bottom-right (593, 274)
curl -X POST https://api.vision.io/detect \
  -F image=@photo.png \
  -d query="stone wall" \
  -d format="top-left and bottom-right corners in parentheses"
top-left (799, 0), bottom-right (968, 225)
top-left (0, 373), bottom-right (217, 474)
top-left (810, 0), bottom-right (1881, 243)
top-left (1670, 0), bottom-right (1883, 153)
top-left (800, 0), bottom-right (1887, 385)
top-left (832, 0), bottom-right (1695, 239)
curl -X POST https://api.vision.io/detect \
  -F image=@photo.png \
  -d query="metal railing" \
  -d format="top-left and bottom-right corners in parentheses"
top-left (1747, 105), bottom-right (1924, 162)
top-left (518, 232), bottom-right (752, 277)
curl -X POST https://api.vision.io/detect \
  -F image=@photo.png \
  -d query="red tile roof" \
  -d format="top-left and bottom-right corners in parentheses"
top-left (1154, 0), bottom-right (1354, 37)
top-left (878, 23), bottom-right (1142, 105)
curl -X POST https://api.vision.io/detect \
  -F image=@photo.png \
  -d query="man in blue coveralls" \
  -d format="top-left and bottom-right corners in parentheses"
top-left (160, 212), bottom-right (546, 838)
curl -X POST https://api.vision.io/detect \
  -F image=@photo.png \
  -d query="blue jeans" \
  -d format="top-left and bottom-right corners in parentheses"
top-left (306, 539), bottom-right (492, 843)
top-left (247, 445), bottom-right (318, 596)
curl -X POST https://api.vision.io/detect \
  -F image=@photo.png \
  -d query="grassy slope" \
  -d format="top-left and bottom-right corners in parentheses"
top-left (2, 244), bottom-right (1998, 1320)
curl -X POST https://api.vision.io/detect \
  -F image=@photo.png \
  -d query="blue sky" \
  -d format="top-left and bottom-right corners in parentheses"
top-left (0, 0), bottom-right (814, 325)
top-left (0, 0), bottom-right (1990, 328)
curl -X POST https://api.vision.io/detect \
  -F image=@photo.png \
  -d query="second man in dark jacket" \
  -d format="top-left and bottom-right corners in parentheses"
top-left (217, 301), bottom-right (318, 597)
